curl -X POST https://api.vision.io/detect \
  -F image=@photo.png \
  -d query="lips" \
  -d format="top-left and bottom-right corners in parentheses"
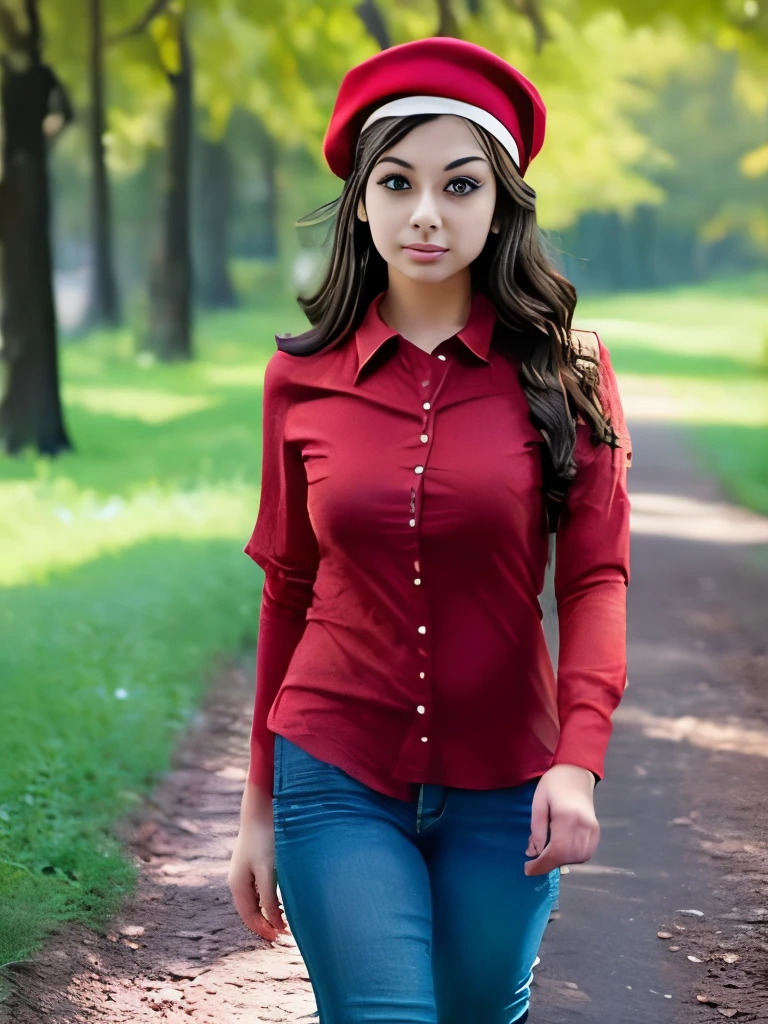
top-left (403, 244), bottom-right (448, 252)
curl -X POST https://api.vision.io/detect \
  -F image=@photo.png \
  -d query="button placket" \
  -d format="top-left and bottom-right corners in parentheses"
top-left (406, 350), bottom-right (451, 759)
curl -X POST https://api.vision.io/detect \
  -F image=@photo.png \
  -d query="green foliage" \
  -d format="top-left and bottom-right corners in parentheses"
top-left (635, 46), bottom-right (768, 251)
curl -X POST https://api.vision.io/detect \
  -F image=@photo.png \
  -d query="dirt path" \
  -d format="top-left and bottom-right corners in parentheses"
top-left (2, 419), bottom-right (768, 1024)
top-left (539, 420), bottom-right (768, 1023)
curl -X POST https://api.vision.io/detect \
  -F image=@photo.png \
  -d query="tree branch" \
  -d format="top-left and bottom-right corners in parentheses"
top-left (106, 0), bottom-right (173, 46)
top-left (0, 7), bottom-right (30, 55)
top-left (505, 0), bottom-right (550, 53)
top-left (354, 0), bottom-right (391, 50)
top-left (435, 0), bottom-right (460, 38)
top-left (24, 0), bottom-right (42, 61)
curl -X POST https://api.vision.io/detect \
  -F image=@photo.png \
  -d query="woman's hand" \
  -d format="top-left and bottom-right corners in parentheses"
top-left (523, 763), bottom-right (600, 877)
top-left (228, 790), bottom-right (289, 942)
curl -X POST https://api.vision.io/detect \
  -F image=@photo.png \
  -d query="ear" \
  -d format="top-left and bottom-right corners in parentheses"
top-left (490, 220), bottom-right (500, 234)
top-left (357, 197), bottom-right (368, 223)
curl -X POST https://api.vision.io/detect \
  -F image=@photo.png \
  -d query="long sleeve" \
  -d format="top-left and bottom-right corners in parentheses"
top-left (552, 338), bottom-right (632, 782)
top-left (244, 354), bottom-right (320, 796)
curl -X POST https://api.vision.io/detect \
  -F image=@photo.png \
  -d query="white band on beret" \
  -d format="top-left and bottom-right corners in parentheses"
top-left (360, 94), bottom-right (520, 168)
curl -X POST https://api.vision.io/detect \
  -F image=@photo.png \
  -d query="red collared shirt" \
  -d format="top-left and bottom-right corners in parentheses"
top-left (245, 290), bottom-right (632, 801)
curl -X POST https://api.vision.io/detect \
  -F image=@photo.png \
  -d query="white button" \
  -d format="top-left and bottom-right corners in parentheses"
top-left (414, 578), bottom-right (421, 585)
top-left (437, 354), bottom-right (446, 361)
top-left (423, 402), bottom-right (431, 410)
top-left (414, 465), bottom-right (424, 474)
top-left (421, 736), bottom-right (429, 742)
top-left (420, 434), bottom-right (428, 443)
top-left (419, 672), bottom-right (425, 679)
top-left (418, 625), bottom-right (426, 634)
top-left (409, 518), bottom-right (416, 527)
top-left (417, 705), bottom-right (425, 714)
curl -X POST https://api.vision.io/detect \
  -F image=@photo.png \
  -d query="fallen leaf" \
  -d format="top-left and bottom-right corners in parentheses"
top-left (120, 925), bottom-right (145, 937)
top-left (721, 953), bottom-right (740, 964)
top-left (657, 931), bottom-right (674, 939)
top-left (160, 863), bottom-right (189, 876)
top-left (688, 955), bottom-right (703, 962)
top-left (697, 994), bottom-right (719, 1005)
top-left (149, 987), bottom-right (184, 1004)
top-left (669, 945), bottom-right (681, 951)
top-left (174, 818), bottom-right (201, 835)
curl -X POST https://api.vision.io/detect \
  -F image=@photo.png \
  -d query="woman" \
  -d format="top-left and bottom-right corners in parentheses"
top-left (229, 36), bottom-right (632, 1024)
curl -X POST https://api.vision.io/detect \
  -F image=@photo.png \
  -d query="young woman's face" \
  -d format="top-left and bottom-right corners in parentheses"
top-left (358, 115), bottom-right (498, 284)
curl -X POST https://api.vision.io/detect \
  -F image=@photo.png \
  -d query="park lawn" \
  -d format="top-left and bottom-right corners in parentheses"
top-left (0, 298), bottom-right (310, 970)
top-left (0, 275), bottom-right (766, 973)
top-left (576, 271), bottom-right (768, 516)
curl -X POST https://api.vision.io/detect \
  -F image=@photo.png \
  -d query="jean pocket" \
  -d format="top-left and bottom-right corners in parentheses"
top-left (274, 736), bottom-right (340, 795)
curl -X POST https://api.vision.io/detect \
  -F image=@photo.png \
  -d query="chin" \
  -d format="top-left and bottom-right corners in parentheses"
top-left (396, 259), bottom-right (458, 282)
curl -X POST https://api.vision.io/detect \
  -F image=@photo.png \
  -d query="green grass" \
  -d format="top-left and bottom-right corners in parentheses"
top-left (576, 271), bottom-right (768, 515)
top-left (1, 274), bottom-right (766, 975)
top-left (0, 298), bottom-right (310, 971)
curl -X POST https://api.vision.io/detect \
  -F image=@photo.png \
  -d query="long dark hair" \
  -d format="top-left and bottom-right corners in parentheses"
top-left (276, 113), bottom-right (619, 483)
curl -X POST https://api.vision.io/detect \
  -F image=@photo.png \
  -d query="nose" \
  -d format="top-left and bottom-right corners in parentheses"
top-left (409, 188), bottom-right (441, 231)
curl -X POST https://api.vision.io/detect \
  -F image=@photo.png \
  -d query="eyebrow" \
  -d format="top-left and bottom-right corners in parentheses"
top-left (374, 155), bottom-right (488, 171)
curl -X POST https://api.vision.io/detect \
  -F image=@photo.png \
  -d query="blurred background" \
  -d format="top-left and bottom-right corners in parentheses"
top-left (0, 0), bottom-right (767, 992)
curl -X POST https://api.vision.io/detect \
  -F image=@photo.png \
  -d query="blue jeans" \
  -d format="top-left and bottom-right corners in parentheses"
top-left (272, 733), bottom-right (560, 1024)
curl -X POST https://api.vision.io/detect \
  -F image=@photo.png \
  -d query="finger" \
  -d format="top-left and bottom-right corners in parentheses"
top-left (522, 833), bottom-right (566, 877)
top-left (527, 795), bottom-right (551, 856)
top-left (523, 858), bottom-right (553, 877)
top-left (228, 870), bottom-right (281, 941)
top-left (254, 869), bottom-right (289, 934)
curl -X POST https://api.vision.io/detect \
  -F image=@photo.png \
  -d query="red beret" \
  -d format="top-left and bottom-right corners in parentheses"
top-left (323, 37), bottom-right (546, 180)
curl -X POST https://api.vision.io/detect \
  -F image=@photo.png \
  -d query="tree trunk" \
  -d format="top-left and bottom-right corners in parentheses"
top-left (0, 54), bottom-right (72, 455)
top-left (261, 122), bottom-right (278, 261)
top-left (86, 0), bottom-right (120, 326)
top-left (194, 136), bottom-right (237, 308)
top-left (146, 15), bottom-right (193, 360)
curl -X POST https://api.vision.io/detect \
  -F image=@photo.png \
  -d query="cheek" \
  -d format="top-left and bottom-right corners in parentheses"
top-left (367, 199), bottom-right (403, 250)
top-left (455, 202), bottom-right (495, 254)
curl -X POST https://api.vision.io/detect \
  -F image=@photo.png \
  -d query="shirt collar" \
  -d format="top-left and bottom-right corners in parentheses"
top-left (353, 290), bottom-right (497, 384)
